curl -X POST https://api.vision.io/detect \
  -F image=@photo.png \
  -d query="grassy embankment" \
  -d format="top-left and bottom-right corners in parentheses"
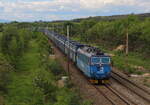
top-left (5, 40), bottom-right (44, 104)
top-left (4, 33), bottom-right (90, 105)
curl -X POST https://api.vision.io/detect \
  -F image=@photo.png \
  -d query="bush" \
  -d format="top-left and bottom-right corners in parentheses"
top-left (34, 71), bottom-right (57, 104)
top-left (54, 88), bottom-right (82, 105)
top-left (0, 53), bottom-right (13, 93)
top-left (0, 25), bottom-right (32, 68)
top-left (49, 60), bottom-right (65, 78)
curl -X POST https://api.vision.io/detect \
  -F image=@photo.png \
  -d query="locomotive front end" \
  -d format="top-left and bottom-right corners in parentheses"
top-left (90, 56), bottom-right (111, 83)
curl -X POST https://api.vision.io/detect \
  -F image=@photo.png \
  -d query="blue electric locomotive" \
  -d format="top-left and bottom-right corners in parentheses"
top-left (43, 29), bottom-right (111, 84)
top-left (77, 46), bottom-right (111, 83)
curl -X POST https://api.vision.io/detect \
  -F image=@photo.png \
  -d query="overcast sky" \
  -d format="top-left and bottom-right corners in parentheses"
top-left (0, 0), bottom-right (150, 21)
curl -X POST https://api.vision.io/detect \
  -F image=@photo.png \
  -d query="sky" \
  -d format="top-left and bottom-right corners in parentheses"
top-left (0, 0), bottom-right (150, 22)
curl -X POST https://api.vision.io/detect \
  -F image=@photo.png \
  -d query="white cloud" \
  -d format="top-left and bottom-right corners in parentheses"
top-left (1, 0), bottom-right (150, 12)
top-left (0, 0), bottom-right (150, 21)
top-left (0, 0), bottom-right (79, 13)
top-left (80, 0), bottom-right (150, 10)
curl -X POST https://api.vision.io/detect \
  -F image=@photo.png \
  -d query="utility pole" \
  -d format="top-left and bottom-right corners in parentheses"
top-left (60, 25), bottom-right (64, 35)
top-left (56, 25), bottom-right (58, 33)
top-left (67, 25), bottom-right (71, 80)
top-left (126, 28), bottom-right (129, 55)
top-left (53, 25), bottom-right (55, 34)
top-left (125, 27), bottom-right (129, 75)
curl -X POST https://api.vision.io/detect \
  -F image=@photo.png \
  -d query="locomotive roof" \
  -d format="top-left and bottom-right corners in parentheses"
top-left (78, 45), bottom-right (109, 57)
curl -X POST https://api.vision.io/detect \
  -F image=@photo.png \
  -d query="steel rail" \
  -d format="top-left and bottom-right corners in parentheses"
top-left (112, 71), bottom-right (150, 95)
top-left (93, 85), bottom-right (117, 105)
top-left (105, 84), bottom-right (135, 105)
top-left (111, 71), bottom-right (150, 103)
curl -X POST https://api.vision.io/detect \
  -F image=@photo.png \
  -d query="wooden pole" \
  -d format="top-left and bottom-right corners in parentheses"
top-left (126, 28), bottom-right (129, 55)
top-left (53, 25), bottom-right (55, 34)
top-left (67, 25), bottom-right (71, 80)
top-left (125, 27), bottom-right (129, 75)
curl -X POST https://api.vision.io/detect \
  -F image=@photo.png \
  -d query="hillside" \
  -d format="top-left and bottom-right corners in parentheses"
top-left (51, 13), bottom-right (150, 23)
top-left (72, 13), bottom-right (150, 22)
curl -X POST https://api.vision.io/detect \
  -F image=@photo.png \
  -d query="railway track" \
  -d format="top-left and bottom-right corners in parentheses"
top-left (93, 84), bottom-right (133, 105)
top-left (105, 84), bottom-right (136, 105)
top-left (93, 85), bottom-right (117, 105)
top-left (105, 84), bottom-right (139, 105)
top-left (111, 71), bottom-right (150, 104)
top-left (81, 77), bottom-right (133, 105)
top-left (71, 64), bottom-right (135, 105)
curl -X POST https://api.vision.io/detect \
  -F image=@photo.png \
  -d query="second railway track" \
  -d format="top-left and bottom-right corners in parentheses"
top-left (111, 70), bottom-right (150, 104)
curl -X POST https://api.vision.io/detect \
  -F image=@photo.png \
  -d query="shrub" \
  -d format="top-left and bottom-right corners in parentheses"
top-left (0, 53), bottom-right (13, 93)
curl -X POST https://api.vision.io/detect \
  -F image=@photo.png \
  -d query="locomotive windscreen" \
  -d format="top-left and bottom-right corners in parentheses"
top-left (91, 57), bottom-right (100, 64)
top-left (101, 57), bottom-right (110, 64)
top-left (91, 57), bottom-right (110, 64)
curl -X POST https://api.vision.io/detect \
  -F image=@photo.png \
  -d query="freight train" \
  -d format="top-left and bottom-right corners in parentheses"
top-left (43, 29), bottom-right (112, 84)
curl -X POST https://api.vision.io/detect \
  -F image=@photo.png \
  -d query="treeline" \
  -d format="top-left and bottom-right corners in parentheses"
top-left (53, 15), bottom-right (150, 57)
top-left (0, 24), bottom-right (32, 94)
top-left (1, 25), bottom-right (33, 68)
top-left (72, 13), bottom-right (150, 22)
top-left (81, 16), bottom-right (150, 55)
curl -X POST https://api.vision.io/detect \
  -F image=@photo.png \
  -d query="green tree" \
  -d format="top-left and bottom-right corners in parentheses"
top-left (1, 25), bottom-right (18, 55)
top-left (0, 25), bottom-right (31, 68)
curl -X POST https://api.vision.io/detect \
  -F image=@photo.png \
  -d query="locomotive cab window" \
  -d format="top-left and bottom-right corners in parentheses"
top-left (91, 57), bottom-right (110, 64)
top-left (91, 57), bottom-right (100, 64)
top-left (101, 57), bottom-right (110, 64)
